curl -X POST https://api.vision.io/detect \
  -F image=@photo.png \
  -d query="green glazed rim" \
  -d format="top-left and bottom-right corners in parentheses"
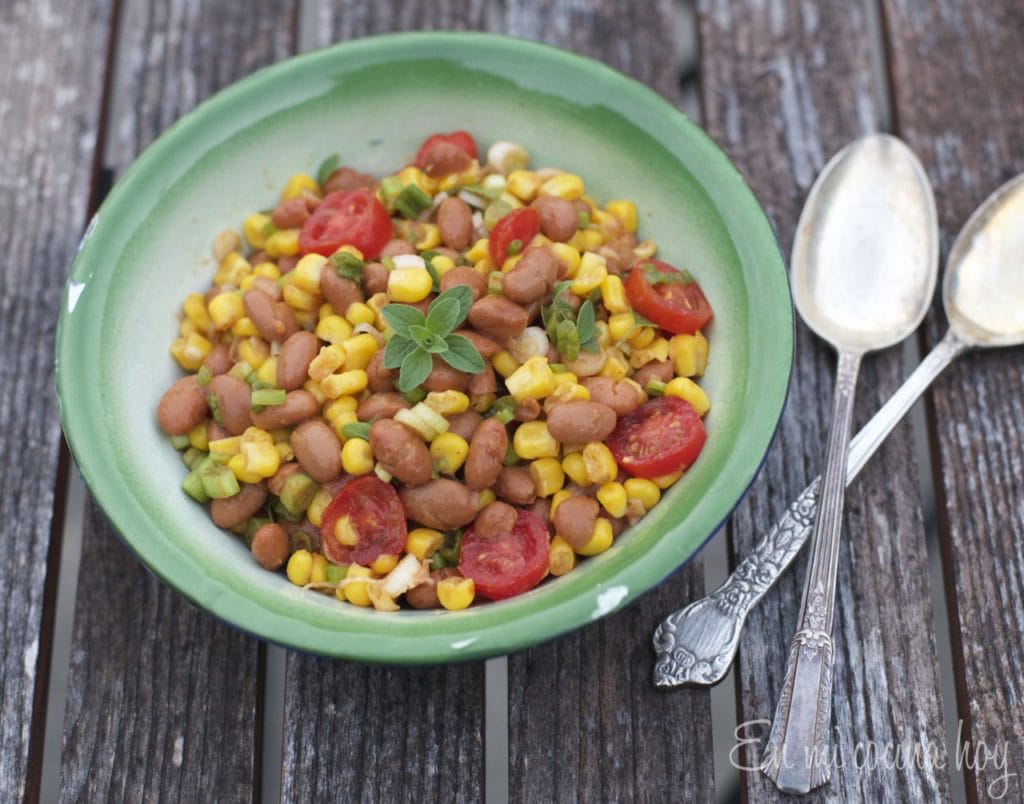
top-left (56, 32), bottom-right (792, 664)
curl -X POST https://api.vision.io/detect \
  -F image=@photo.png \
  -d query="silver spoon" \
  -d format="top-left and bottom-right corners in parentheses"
top-left (652, 170), bottom-right (1024, 691)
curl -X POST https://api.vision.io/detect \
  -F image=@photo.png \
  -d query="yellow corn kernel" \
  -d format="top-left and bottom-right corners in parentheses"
top-left (550, 242), bottom-right (581, 278)
top-left (492, 351), bottom-right (520, 379)
top-left (551, 370), bottom-right (580, 387)
top-left (437, 576), bottom-right (475, 611)
top-left (240, 439), bottom-right (281, 479)
top-left (337, 304), bottom-right (372, 331)
top-left (396, 166), bottom-right (438, 196)
top-left (651, 470), bottom-right (683, 490)
top-left (329, 411), bottom-right (358, 441)
top-left (187, 422), bottom-right (209, 451)
top-left (505, 356), bottom-right (557, 400)
top-left (240, 426), bottom-right (273, 445)
top-left (430, 254), bottom-right (455, 276)
top-left (576, 517), bottom-right (614, 556)
top-left (589, 208), bottom-right (617, 232)
top-left (571, 252), bottom-right (608, 296)
top-left (309, 344), bottom-right (347, 382)
top-left (596, 482), bottom-right (628, 518)
top-left (318, 302), bottom-right (335, 321)
top-left (370, 553), bottom-right (399, 575)
top-left (539, 173), bottom-right (584, 200)
top-left (624, 478), bottom-right (661, 512)
top-left (582, 442), bottom-right (617, 485)
top-left (394, 402), bottom-right (449, 441)
top-left (230, 316), bottom-right (258, 338)
top-left (423, 390), bottom-right (470, 416)
top-left (569, 229), bottom-right (604, 253)
top-left (530, 458), bottom-right (565, 497)
top-left (321, 369), bottom-right (368, 400)
top-left (294, 310), bottom-right (318, 330)
top-left (256, 356), bottom-right (278, 386)
top-left (414, 223), bottom-right (442, 250)
top-left (669, 332), bottom-right (709, 378)
top-left (208, 435), bottom-right (241, 456)
top-left (322, 396), bottom-right (358, 421)
top-left (513, 421), bottom-right (559, 460)
top-left (430, 432), bottom-right (469, 475)
top-left (292, 253), bottom-right (327, 293)
top-left (598, 348), bottom-right (629, 380)
top-left (287, 550), bottom-right (313, 586)
top-left (179, 319), bottom-right (198, 338)
top-left (388, 267), bottom-right (433, 303)
top-left (600, 274), bottom-right (630, 314)
top-left (341, 565), bottom-right (373, 606)
top-left (471, 393), bottom-right (496, 414)
top-left (633, 239), bottom-right (657, 259)
top-left (630, 338), bottom-right (671, 370)
top-left (437, 161), bottom-right (483, 193)
top-left (170, 331), bottom-right (213, 371)
top-left (212, 228), bottom-right (242, 261)
top-left (665, 377), bottom-right (711, 416)
top-left (342, 333), bottom-right (379, 370)
top-left (462, 237), bottom-right (488, 263)
top-left (475, 488), bottom-right (497, 510)
top-left (208, 292), bottom-right (244, 330)
top-left (315, 314), bottom-right (353, 345)
top-left (282, 281), bottom-right (319, 312)
top-left (238, 275), bottom-right (257, 293)
top-left (214, 252), bottom-right (252, 287)
top-left (310, 553), bottom-right (328, 584)
top-left (561, 453), bottom-right (590, 487)
top-left (253, 261), bottom-right (281, 280)
top-left (306, 487), bottom-right (334, 528)
top-left (529, 232), bottom-right (552, 249)
top-left (275, 442), bottom-right (294, 463)
top-left (500, 253), bottom-right (524, 273)
top-left (594, 321), bottom-right (612, 348)
top-left (406, 528), bottom-right (444, 560)
top-left (243, 213), bottom-right (272, 249)
top-left (237, 336), bottom-right (269, 369)
top-left (183, 292), bottom-right (212, 331)
top-left (281, 173), bottom-right (320, 200)
top-left (627, 326), bottom-right (657, 350)
top-left (506, 170), bottom-right (542, 202)
top-left (548, 535), bottom-right (576, 576)
top-left (303, 377), bottom-right (328, 406)
top-left (340, 437), bottom-right (374, 475)
top-left (472, 258), bottom-right (495, 276)
top-left (265, 228), bottom-right (300, 258)
top-left (549, 489), bottom-right (573, 519)
top-left (608, 312), bottom-right (635, 342)
top-left (605, 199), bottom-right (638, 233)
top-left (228, 453), bottom-right (262, 484)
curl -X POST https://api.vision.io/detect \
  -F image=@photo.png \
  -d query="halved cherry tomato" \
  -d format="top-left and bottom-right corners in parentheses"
top-left (298, 188), bottom-right (391, 260)
top-left (624, 259), bottom-right (713, 335)
top-left (319, 476), bottom-right (407, 566)
top-left (458, 509), bottom-right (550, 601)
top-left (415, 131), bottom-right (478, 165)
top-left (606, 396), bottom-right (706, 479)
top-left (488, 207), bottom-right (540, 265)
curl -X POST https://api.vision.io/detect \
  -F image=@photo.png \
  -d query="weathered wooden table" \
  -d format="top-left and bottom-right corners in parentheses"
top-left (5, 1), bottom-right (1022, 801)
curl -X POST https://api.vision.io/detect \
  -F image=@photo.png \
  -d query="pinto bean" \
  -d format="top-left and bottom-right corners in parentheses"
top-left (267, 462), bottom-right (301, 496)
top-left (202, 343), bottom-right (233, 376)
top-left (290, 420), bottom-right (342, 484)
top-left (271, 197), bottom-right (311, 229)
top-left (207, 421), bottom-right (230, 443)
top-left (440, 265), bottom-right (487, 301)
top-left (157, 376), bottom-right (208, 435)
top-left (250, 390), bottom-right (318, 429)
top-left (250, 275), bottom-right (283, 300)
top-left (531, 497), bottom-right (551, 527)
top-left (399, 480), bottom-right (477, 529)
top-left (381, 238), bottom-right (416, 258)
top-left (468, 295), bottom-right (529, 342)
top-left (452, 328), bottom-right (500, 359)
top-left (502, 247), bottom-right (558, 304)
top-left (357, 391), bottom-right (409, 421)
top-left (277, 255), bottom-right (299, 274)
top-left (369, 419), bottom-right (432, 487)
top-left (546, 401), bottom-right (617, 443)
top-left (467, 363), bottom-right (497, 396)
top-left (597, 234), bottom-right (638, 275)
top-left (552, 495), bottom-right (599, 550)
top-left (445, 410), bottom-right (484, 442)
top-left (207, 374), bottom-right (252, 435)
top-left (631, 359), bottom-right (673, 388)
top-left (362, 262), bottom-right (389, 295)
top-left (276, 331), bottom-right (318, 391)
top-left (494, 467), bottom-right (536, 505)
top-left (322, 166), bottom-right (376, 193)
top-left (531, 196), bottom-right (578, 242)
top-left (423, 356), bottom-right (469, 393)
top-left (365, 349), bottom-right (396, 393)
top-left (581, 376), bottom-right (647, 416)
top-left (405, 568), bottom-right (461, 609)
top-left (473, 501), bottom-right (518, 541)
top-left (566, 348), bottom-right (607, 377)
top-left (610, 517), bottom-right (627, 537)
top-left (251, 522), bottom-right (290, 570)
top-left (514, 398), bottom-right (541, 422)
top-left (464, 418), bottom-right (508, 491)
top-left (244, 288), bottom-right (286, 342)
top-left (210, 482), bottom-right (268, 529)
top-left (436, 196), bottom-right (474, 250)
top-left (320, 264), bottom-right (364, 314)
top-left (419, 141), bottom-right (472, 177)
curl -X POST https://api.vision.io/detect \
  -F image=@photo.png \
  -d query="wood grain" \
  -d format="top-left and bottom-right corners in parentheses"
top-left (496, 2), bottom-right (712, 800)
top-left (883, 1), bottom-right (1024, 800)
top-left (697, 0), bottom-right (950, 799)
top-left (58, 1), bottom-right (296, 800)
top-left (0, 0), bottom-right (114, 799)
top-left (279, 5), bottom-right (489, 802)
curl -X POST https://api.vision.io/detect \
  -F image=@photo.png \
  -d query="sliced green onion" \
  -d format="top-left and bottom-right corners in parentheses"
top-left (430, 552), bottom-right (446, 571)
top-left (646, 379), bottom-right (667, 396)
top-left (273, 499), bottom-right (302, 522)
top-left (325, 564), bottom-right (348, 584)
top-left (460, 182), bottom-right (503, 201)
top-left (196, 365), bottom-right (212, 386)
top-left (503, 440), bottom-right (518, 466)
top-left (289, 529), bottom-right (314, 552)
top-left (488, 271), bottom-right (505, 295)
top-left (208, 451), bottom-right (234, 465)
top-left (251, 388), bottom-right (286, 408)
top-left (245, 516), bottom-right (271, 549)
top-left (341, 421), bottom-right (371, 441)
top-left (332, 250), bottom-right (365, 282)
top-left (483, 200), bottom-right (512, 231)
top-left (170, 434), bottom-right (190, 450)
top-left (403, 387), bottom-right (426, 405)
top-left (206, 394), bottom-right (225, 428)
top-left (507, 238), bottom-right (523, 256)
top-left (262, 220), bottom-right (277, 239)
top-left (395, 184), bottom-right (432, 219)
top-left (423, 258), bottom-right (441, 292)
top-left (200, 465), bottom-right (240, 499)
top-left (228, 360), bottom-right (255, 381)
top-left (315, 153), bottom-right (340, 187)
top-left (279, 472), bottom-right (318, 516)
top-left (549, 363), bottom-right (568, 374)
top-left (379, 175), bottom-right (404, 211)
top-left (577, 210), bottom-right (591, 229)
top-left (438, 529), bottom-right (463, 566)
top-left (181, 447), bottom-right (205, 470)
top-left (381, 256), bottom-right (396, 272)
top-left (182, 470), bottom-right (210, 503)
top-left (489, 395), bottom-right (517, 425)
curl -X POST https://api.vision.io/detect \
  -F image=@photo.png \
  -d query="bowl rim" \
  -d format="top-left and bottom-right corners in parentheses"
top-left (56, 30), bottom-right (793, 664)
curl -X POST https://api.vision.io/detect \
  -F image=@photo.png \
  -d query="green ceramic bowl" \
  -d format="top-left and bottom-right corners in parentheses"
top-left (56, 32), bottom-right (792, 663)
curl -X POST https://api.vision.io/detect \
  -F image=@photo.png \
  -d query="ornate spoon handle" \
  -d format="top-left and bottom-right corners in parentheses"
top-left (652, 329), bottom-right (968, 690)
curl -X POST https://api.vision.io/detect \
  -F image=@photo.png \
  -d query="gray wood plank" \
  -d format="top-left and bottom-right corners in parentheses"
top-left (0, 0), bottom-right (115, 800)
top-left (696, 1), bottom-right (951, 800)
top-left (58, 1), bottom-right (297, 800)
top-left (279, 5), bottom-right (489, 803)
top-left (497, 2), bottom-right (715, 800)
top-left (882, 2), bottom-right (1024, 800)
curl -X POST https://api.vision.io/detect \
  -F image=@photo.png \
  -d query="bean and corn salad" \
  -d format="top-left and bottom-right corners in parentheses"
top-left (156, 131), bottom-right (714, 611)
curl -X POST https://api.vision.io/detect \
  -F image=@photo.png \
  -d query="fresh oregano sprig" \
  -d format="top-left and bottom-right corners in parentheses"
top-left (541, 280), bottom-right (601, 362)
top-left (381, 285), bottom-right (484, 392)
